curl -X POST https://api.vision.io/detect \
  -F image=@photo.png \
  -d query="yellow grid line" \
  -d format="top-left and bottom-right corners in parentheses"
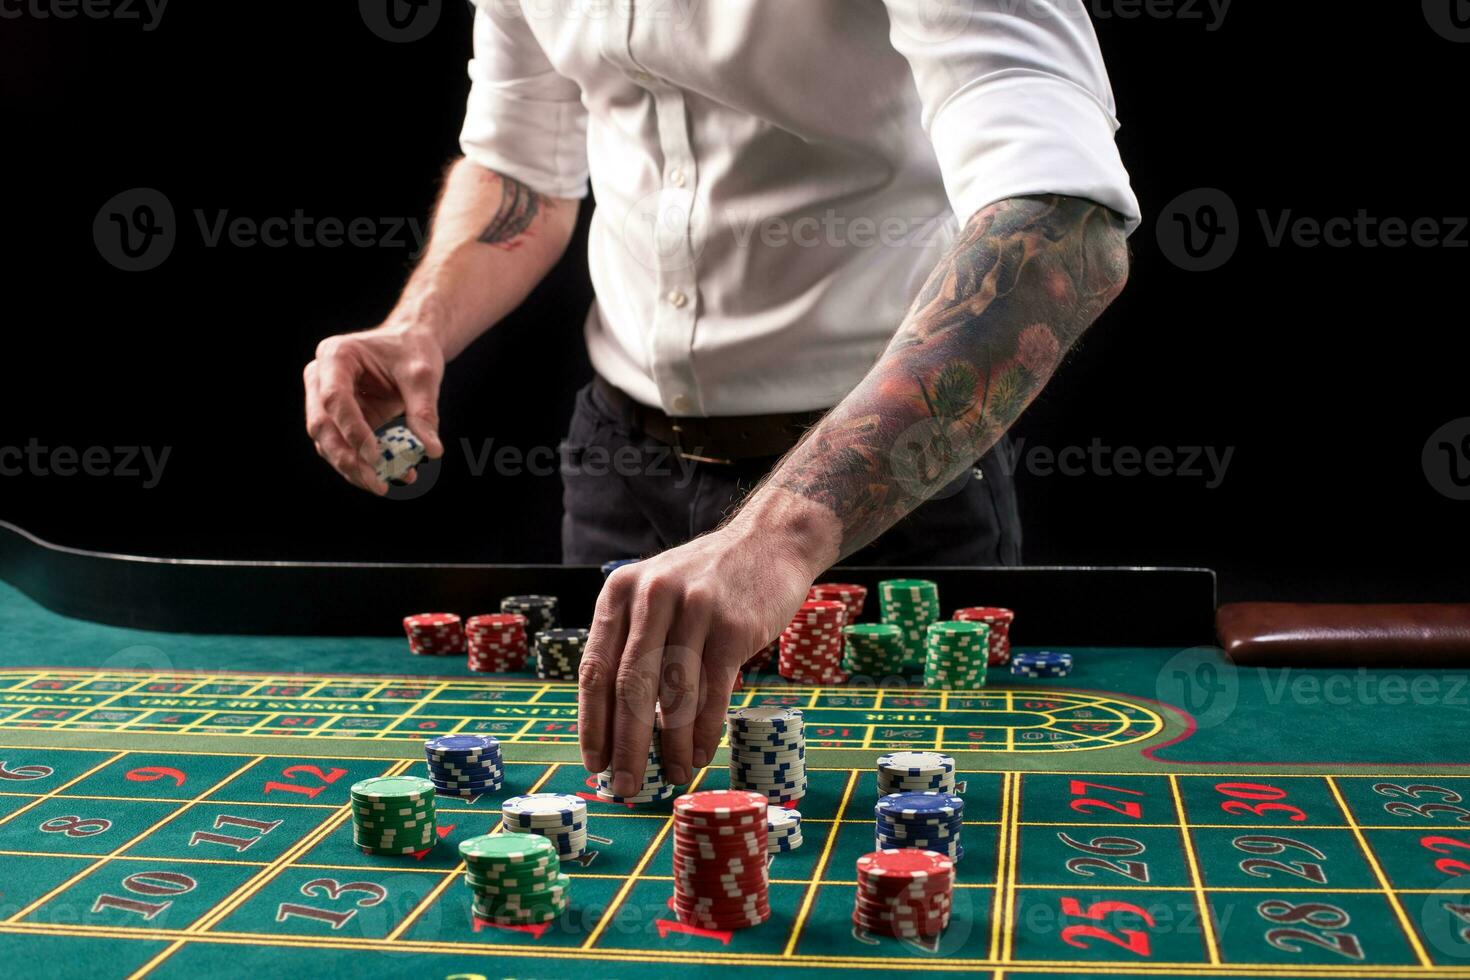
top-left (1326, 775), bottom-right (1432, 967)
top-left (1168, 773), bottom-right (1220, 964)
top-left (783, 767), bottom-right (859, 956)
top-left (1006, 690), bottom-right (1015, 751)
top-left (987, 771), bottom-right (1014, 961)
top-left (1001, 766), bottom-right (1023, 962)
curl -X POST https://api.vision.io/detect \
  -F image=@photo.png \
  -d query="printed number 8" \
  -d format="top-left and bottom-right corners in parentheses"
top-left (40, 815), bottom-right (113, 837)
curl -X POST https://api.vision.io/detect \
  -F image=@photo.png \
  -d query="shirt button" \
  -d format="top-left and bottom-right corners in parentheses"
top-left (667, 290), bottom-right (688, 309)
top-left (668, 168), bottom-right (686, 187)
top-left (671, 394), bottom-right (692, 414)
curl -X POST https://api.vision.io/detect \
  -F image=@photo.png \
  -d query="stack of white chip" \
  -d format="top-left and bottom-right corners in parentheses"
top-left (767, 807), bottom-right (803, 852)
top-left (500, 792), bottom-right (589, 859)
top-left (876, 751), bottom-right (957, 796)
top-left (374, 424), bottom-right (426, 483)
top-left (597, 715), bottom-right (677, 804)
top-left (727, 705), bottom-right (807, 804)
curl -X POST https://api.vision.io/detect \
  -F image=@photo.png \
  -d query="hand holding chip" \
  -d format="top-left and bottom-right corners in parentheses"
top-left (577, 491), bottom-right (840, 792)
top-left (303, 326), bottom-right (446, 494)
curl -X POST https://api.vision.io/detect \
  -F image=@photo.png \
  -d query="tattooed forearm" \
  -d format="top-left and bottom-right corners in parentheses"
top-left (770, 195), bottom-right (1130, 557)
top-left (478, 175), bottom-right (543, 248)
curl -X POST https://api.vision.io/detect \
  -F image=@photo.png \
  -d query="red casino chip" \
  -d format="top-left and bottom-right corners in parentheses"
top-left (403, 612), bottom-right (466, 656)
top-left (463, 613), bottom-right (529, 672)
top-left (854, 848), bottom-right (954, 938)
top-left (778, 599), bottom-right (849, 684)
top-left (670, 790), bottom-right (770, 931)
top-left (674, 790), bottom-right (768, 821)
top-left (808, 582), bottom-right (867, 622)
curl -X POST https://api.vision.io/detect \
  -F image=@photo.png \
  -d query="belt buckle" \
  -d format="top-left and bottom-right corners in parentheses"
top-left (669, 423), bottom-right (734, 466)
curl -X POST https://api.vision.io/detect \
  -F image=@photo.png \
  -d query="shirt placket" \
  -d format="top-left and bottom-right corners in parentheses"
top-left (605, 0), bottom-right (701, 416)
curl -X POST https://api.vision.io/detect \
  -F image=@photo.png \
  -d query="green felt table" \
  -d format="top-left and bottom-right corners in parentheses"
top-left (0, 573), bottom-right (1468, 980)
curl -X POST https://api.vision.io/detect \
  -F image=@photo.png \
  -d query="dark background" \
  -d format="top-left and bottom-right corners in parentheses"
top-left (1, 2), bottom-right (1465, 601)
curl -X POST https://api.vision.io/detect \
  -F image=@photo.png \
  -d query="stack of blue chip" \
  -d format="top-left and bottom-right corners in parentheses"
top-left (726, 705), bottom-right (807, 804)
top-left (597, 714), bottom-right (676, 804)
top-left (1010, 651), bottom-right (1073, 678)
top-left (600, 558), bottom-right (640, 578)
top-left (424, 734), bottom-right (504, 797)
top-left (874, 791), bottom-right (964, 862)
top-left (767, 807), bottom-right (803, 852)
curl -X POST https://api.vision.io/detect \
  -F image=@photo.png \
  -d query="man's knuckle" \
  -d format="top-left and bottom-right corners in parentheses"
top-left (614, 670), bottom-right (654, 710)
top-left (579, 656), bottom-right (611, 691)
top-left (642, 574), bottom-right (674, 601)
top-left (602, 574), bottom-right (634, 605)
top-left (682, 584), bottom-right (714, 613)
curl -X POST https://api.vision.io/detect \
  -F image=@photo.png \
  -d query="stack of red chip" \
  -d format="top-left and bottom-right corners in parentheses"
top-left (464, 613), bottom-right (529, 672)
top-left (403, 613), bottom-right (465, 656)
top-left (671, 790), bottom-right (771, 930)
top-left (779, 600), bottom-right (848, 684)
top-left (854, 848), bottom-right (955, 938)
top-left (808, 582), bottom-right (867, 623)
top-left (953, 607), bottom-right (1015, 666)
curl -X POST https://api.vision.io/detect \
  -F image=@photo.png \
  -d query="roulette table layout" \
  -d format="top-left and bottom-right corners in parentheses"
top-left (0, 521), bottom-right (1466, 980)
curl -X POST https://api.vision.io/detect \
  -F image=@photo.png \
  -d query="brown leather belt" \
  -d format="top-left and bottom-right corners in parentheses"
top-left (594, 376), bottom-right (827, 464)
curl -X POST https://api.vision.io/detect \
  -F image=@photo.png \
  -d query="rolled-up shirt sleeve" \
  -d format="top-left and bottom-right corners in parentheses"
top-left (882, 0), bottom-right (1141, 233)
top-left (459, 2), bottom-right (589, 199)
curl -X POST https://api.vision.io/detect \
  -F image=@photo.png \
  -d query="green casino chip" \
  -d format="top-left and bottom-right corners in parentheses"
top-left (922, 620), bottom-right (989, 691)
top-left (351, 775), bottom-right (436, 803)
top-left (460, 832), bottom-right (557, 866)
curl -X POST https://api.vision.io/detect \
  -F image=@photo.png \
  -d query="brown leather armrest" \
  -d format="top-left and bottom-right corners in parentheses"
top-left (1216, 602), bottom-right (1470, 667)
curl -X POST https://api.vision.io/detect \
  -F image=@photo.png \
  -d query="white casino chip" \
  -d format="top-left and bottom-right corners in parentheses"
top-left (375, 424), bottom-right (426, 483)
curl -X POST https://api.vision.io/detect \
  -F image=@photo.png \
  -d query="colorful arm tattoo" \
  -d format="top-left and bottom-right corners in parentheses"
top-left (770, 195), bottom-right (1131, 557)
top-left (478, 175), bottom-right (543, 248)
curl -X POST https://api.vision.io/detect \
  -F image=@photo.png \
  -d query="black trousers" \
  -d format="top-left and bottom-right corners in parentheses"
top-left (560, 381), bottom-right (1023, 567)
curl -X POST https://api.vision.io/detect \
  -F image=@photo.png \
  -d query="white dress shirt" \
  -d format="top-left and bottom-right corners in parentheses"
top-left (460, 0), bottom-right (1140, 416)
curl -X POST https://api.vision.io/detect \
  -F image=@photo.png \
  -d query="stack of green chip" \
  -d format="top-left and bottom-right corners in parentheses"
top-left (842, 623), bottom-right (908, 677)
top-left (879, 579), bottom-right (942, 673)
top-left (460, 832), bottom-right (571, 925)
top-left (922, 620), bottom-right (991, 690)
top-left (351, 775), bottom-right (438, 855)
